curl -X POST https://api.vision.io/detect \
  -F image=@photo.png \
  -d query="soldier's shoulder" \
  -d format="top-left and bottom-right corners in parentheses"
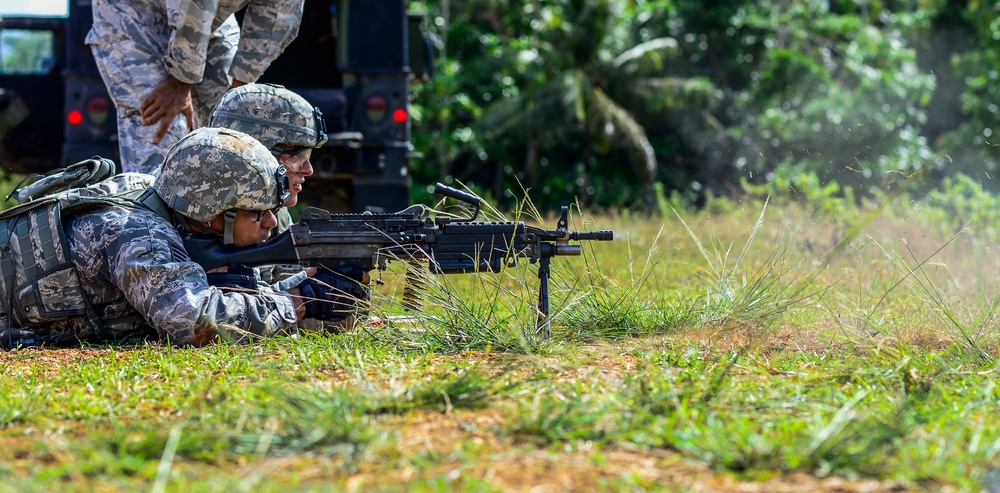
top-left (70, 203), bottom-right (173, 235)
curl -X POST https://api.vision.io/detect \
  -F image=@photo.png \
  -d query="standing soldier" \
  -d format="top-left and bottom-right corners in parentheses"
top-left (85, 0), bottom-right (304, 174)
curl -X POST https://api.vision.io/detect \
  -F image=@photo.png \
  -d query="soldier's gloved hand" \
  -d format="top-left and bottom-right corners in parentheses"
top-left (206, 263), bottom-right (258, 291)
top-left (297, 274), bottom-right (360, 322)
top-left (314, 265), bottom-right (369, 301)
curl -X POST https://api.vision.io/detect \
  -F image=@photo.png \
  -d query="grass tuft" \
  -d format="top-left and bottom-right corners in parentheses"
top-left (366, 368), bottom-right (511, 414)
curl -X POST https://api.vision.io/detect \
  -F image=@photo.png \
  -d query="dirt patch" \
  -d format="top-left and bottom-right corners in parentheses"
top-left (336, 406), bottom-right (923, 492)
top-left (319, 402), bottom-right (927, 493)
top-left (0, 348), bottom-right (117, 378)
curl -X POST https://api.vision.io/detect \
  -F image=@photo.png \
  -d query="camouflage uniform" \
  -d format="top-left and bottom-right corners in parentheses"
top-left (59, 204), bottom-right (298, 345)
top-left (85, 0), bottom-right (304, 173)
top-left (76, 173), bottom-right (156, 198)
top-left (18, 128), bottom-right (299, 346)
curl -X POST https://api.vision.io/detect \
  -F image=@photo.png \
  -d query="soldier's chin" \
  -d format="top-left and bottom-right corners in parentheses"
top-left (284, 194), bottom-right (299, 207)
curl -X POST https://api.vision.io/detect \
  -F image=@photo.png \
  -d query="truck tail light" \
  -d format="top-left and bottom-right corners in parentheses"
top-left (67, 110), bottom-right (83, 126)
top-left (365, 94), bottom-right (387, 122)
top-left (87, 96), bottom-right (110, 125)
top-left (392, 108), bottom-right (407, 124)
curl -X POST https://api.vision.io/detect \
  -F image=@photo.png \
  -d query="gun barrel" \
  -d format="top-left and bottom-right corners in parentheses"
top-left (553, 244), bottom-right (581, 256)
top-left (570, 230), bottom-right (614, 241)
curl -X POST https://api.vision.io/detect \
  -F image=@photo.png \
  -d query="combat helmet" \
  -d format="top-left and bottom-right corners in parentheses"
top-left (209, 83), bottom-right (327, 151)
top-left (154, 127), bottom-right (290, 244)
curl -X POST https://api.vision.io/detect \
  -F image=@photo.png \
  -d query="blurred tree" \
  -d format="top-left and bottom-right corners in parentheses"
top-left (932, 0), bottom-right (1000, 185)
top-left (472, 0), bottom-right (721, 206)
top-left (915, 0), bottom-right (974, 148)
top-left (411, 0), bottom-right (993, 209)
top-left (410, 0), bottom-right (534, 204)
top-left (728, 0), bottom-right (936, 193)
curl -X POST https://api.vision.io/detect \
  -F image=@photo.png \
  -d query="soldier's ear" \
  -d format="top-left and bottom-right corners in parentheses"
top-left (187, 216), bottom-right (220, 232)
top-left (205, 216), bottom-right (224, 231)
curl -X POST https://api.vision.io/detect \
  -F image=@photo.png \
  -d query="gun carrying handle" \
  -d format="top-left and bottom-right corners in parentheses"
top-left (434, 183), bottom-right (481, 221)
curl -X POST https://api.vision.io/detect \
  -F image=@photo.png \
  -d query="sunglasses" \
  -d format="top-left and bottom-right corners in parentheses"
top-left (249, 207), bottom-right (282, 223)
top-left (272, 145), bottom-right (313, 162)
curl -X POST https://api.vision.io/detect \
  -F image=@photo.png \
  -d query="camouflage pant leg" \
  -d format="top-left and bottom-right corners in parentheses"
top-left (191, 17), bottom-right (240, 126)
top-left (115, 112), bottom-right (192, 174)
top-left (90, 40), bottom-right (189, 174)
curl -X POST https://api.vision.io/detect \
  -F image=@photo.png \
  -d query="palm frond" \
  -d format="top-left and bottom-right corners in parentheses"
top-left (612, 37), bottom-right (680, 72)
top-left (631, 77), bottom-right (724, 111)
top-left (566, 70), bottom-right (588, 123)
top-left (474, 82), bottom-right (570, 139)
top-left (590, 87), bottom-right (656, 185)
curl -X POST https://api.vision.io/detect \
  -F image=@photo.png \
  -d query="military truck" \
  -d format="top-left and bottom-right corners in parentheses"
top-left (0, 0), bottom-right (432, 213)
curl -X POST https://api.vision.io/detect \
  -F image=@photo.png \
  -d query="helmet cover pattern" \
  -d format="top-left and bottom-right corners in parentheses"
top-left (154, 127), bottom-right (287, 223)
top-left (208, 83), bottom-right (325, 150)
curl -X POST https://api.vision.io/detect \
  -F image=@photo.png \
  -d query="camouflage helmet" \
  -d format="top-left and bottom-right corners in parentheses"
top-left (208, 83), bottom-right (327, 151)
top-left (154, 127), bottom-right (289, 243)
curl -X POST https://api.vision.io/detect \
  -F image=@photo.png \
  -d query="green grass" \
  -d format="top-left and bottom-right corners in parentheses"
top-left (6, 191), bottom-right (1000, 491)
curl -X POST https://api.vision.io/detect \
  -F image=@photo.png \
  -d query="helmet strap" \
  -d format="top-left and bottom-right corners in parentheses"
top-left (172, 211), bottom-right (215, 236)
top-left (223, 210), bottom-right (238, 245)
top-left (212, 110), bottom-right (319, 145)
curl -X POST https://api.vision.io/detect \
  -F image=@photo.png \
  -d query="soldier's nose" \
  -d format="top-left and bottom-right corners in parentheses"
top-left (262, 210), bottom-right (279, 229)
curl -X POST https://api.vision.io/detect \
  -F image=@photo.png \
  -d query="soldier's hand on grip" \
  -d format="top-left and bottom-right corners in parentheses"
top-left (206, 263), bottom-right (258, 292)
top-left (296, 267), bottom-right (367, 322)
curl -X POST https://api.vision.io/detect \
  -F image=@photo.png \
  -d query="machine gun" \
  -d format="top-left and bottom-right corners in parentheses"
top-left (183, 183), bottom-right (614, 336)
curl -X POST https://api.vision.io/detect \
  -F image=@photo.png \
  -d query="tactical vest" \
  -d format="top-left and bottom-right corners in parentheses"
top-left (0, 158), bottom-right (170, 348)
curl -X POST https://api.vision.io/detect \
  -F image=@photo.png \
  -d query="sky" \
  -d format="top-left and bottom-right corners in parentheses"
top-left (0, 0), bottom-right (67, 17)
